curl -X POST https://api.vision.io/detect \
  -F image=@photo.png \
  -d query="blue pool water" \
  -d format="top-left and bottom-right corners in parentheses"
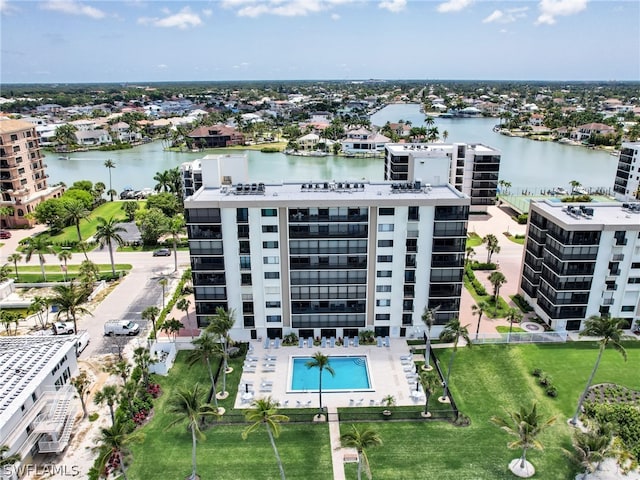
top-left (290, 356), bottom-right (371, 392)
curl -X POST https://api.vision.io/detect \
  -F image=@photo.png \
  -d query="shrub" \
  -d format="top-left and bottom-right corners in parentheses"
top-left (539, 374), bottom-right (552, 387)
top-left (531, 368), bottom-right (543, 377)
top-left (470, 261), bottom-right (497, 270)
top-left (514, 213), bottom-right (528, 224)
top-left (545, 385), bottom-right (558, 397)
top-left (88, 412), bottom-right (99, 422)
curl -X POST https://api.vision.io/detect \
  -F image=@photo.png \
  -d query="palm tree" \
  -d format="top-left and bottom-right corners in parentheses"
top-left (488, 271), bottom-right (507, 302)
top-left (305, 352), bottom-right (335, 417)
top-left (28, 296), bottom-right (49, 329)
top-left (50, 283), bottom-right (91, 333)
top-left (186, 331), bottom-right (222, 412)
top-left (563, 424), bottom-right (612, 475)
top-left (177, 297), bottom-right (191, 325)
top-left (421, 305), bottom-right (439, 369)
top-left (0, 444), bottom-right (20, 469)
top-left (242, 396), bottom-right (289, 480)
top-left (442, 130), bottom-right (449, 142)
top-left (104, 159), bottom-right (116, 201)
top-left (141, 306), bottom-right (160, 340)
top-left (94, 216), bottom-right (126, 276)
top-left (340, 424), bottom-right (382, 480)
top-left (505, 307), bottom-right (523, 343)
top-left (58, 250), bottom-right (72, 281)
top-left (23, 235), bottom-right (54, 281)
top-left (482, 234), bottom-right (501, 263)
top-left (419, 370), bottom-right (440, 418)
top-left (133, 347), bottom-right (153, 388)
top-left (95, 420), bottom-right (144, 480)
top-left (570, 315), bottom-right (630, 426)
top-left (165, 215), bottom-right (185, 272)
top-left (158, 277), bottom-right (168, 309)
top-left (205, 307), bottom-right (236, 396)
top-left (491, 403), bottom-right (556, 473)
top-left (465, 246), bottom-right (475, 266)
top-left (62, 199), bottom-right (90, 243)
top-left (153, 170), bottom-right (172, 193)
top-left (438, 317), bottom-right (471, 401)
top-left (7, 252), bottom-right (22, 280)
top-left (569, 179), bottom-right (582, 194)
top-left (166, 384), bottom-right (219, 480)
top-left (70, 371), bottom-right (91, 418)
top-left (94, 384), bottom-right (119, 426)
top-left (471, 300), bottom-right (489, 340)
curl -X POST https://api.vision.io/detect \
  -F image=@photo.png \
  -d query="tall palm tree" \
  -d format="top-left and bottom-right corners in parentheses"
top-left (419, 370), bottom-right (440, 417)
top-left (438, 317), bottom-right (471, 401)
top-left (472, 300), bottom-right (489, 340)
top-left (205, 307), bottom-right (236, 396)
top-left (94, 216), bottom-right (126, 276)
top-left (482, 234), bottom-right (501, 263)
top-left (340, 424), bottom-right (382, 480)
top-left (94, 384), bottom-right (119, 426)
top-left (58, 250), bottom-right (72, 281)
top-left (62, 199), bottom-right (90, 243)
top-left (165, 215), bottom-right (185, 272)
top-left (141, 306), bottom-right (160, 340)
top-left (242, 396), bottom-right (289, 480)
top-left (186, 331), bottom-right (222, 412)
top-left (421, 305), bottom-right (439, 369)
top-left (23, 236), bottom-right (54, 281)
top-left (305, 352), bottom-right (335, 417)
top-left (166, 384), bottom-right (219, 480)
top-left (505, 307), bottom-right (523, 343)
top-left (7, 252), bottom-right (22, 280)
top-left (0, 444), bottom-right (20, 468)
top-left (28, 296), bottom-right (48, 329)
top-left (491, 403), bottom-right (556, 472)
top-left (104, 159), bottom-right (116, 201)
top-left (95, 420), bottom-right (144, 480)
top-left (570, 315), bottom-right (630, 426)
top-left (50, 283), bottom-right (91, 333)
top-left (177, 297), bottom-right (191, 325)
top-left (153, 170), bottom-right (172, 193)
top-left (488, 271), bottom-right (507, 302)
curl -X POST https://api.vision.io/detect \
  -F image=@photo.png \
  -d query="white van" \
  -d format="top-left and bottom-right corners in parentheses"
top-left (104, 320), bottom-right (140, 336)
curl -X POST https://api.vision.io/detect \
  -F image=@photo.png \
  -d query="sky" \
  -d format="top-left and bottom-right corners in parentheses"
top-left (1, 0), bottom-right (639, 84)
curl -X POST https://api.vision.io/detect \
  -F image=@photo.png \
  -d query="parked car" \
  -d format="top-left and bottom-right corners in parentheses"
top-left (0, 230), bottom-right (11, 239)
top-left (153, 248), bottom-right (171, 257)
top-left (52, 321), bottom-right (75, 335)
top-left (104, 320), bottom-right (140, 336)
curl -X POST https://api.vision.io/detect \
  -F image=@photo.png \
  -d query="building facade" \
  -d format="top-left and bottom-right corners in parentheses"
top-left (613, 142), bottom-right (640, 202)
top-left (384, 143), bottom-right (501, 213)
top-left (0, 119), bottom-right (65, 228)
top-left (184, 155), bottom-right (470, 341)
top-left (520, 200), bottom-right (640, 331)
top-left (0, 336), bottom-right (79, 479)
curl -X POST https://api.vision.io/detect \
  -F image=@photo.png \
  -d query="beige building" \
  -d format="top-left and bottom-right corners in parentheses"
top-left (0, 118), bottom-right (64, 228)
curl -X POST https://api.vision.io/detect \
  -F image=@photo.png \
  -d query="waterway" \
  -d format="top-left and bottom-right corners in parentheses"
top-left (44, 103), bottom-right (618, 194)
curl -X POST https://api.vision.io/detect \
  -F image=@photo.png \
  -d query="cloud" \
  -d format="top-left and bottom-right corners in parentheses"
top-left (138, 7), bottom-right (202, 29)
top-left (536, 0), bottom-right (587, 25)
top-left (0, 0), bottom-right (19, 15)
top-left (41, 0), bottom-right (106, 19)
top-left (437, 0), bottom-right (474, 14)
top-left (157, 64), bottom-right (168, 69)
top-left (483, 6), bottom-right (528, 24)
top-left (203, 9), bottom-right (213, 17)
top-left (233, 62), bottom-right (250, 69)
top-left (379, 0), bottom-right (406, 13)
top-left (331, 13), bottom-right (340, 20)
top-left (222, 0), bottom-right (358, 18)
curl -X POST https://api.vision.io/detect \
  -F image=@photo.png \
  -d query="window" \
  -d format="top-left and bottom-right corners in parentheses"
top-left (376, 299), bottom-right (391, 307)
top-left (243, 316), bottom-right (255, 327)
top-left (241, 273), bottom-right (252, 286)
top-left (377, 255), bottom-right (393, 263)
top-left (264, 272), bottom-right (280, 279)
top-left (378, 239), bottom-right (393, 247)
top-left (376, 285), bottom-right (392, 292)
top-left (263, 256), bottom-right (279, 264)
top-left (628, 278), bottom-right (640, 284)
top-left (376, 313), bottom-right (390, 321)
top-left (408, 206), bottom-right (419, 221)
top-left (261, 208), bottom-right (277, 217)
top-left (239, 241), bottom-right (250, 254)
top-left (632, 263), bottom-right (640, 269)
top-left (239, 256), bottom-right (251, 269)
top-left (379, 208), bottom-right (395, 216)
top-left (243, 302), bottom-right (254, 314)
top-left (237, 225), bottom-right (249, 238)
top-left (377, 270), bottom-right (392, 278)
top-left (266, 315), bottom-right (282, 323)
top-left (621, 306), bottom-right (635, 312)
top-left (378, 224), bottom-right (394, 232)
top-left (266, 301), bottom-right (281, 308)
top-left (236, 208), bottom-right (248, 223)
top-left (262, 225), bottom-right (278, 233)
top-left (263, 241), bottom-right (279, 248)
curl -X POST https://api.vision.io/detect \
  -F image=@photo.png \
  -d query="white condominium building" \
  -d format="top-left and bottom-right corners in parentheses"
top-left (613, 142), bottom-right (640, 202)
top-left (184, 154), bottom-right (470, 341)
top-left (520, 200), bottom-right (640, 332)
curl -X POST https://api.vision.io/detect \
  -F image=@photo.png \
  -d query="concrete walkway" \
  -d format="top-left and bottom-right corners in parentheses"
top-left (327, 406), bottom-right (351, 480)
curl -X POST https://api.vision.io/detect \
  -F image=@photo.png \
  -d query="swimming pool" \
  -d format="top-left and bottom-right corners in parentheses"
top-left (289, 356), bottom-right (372, 392)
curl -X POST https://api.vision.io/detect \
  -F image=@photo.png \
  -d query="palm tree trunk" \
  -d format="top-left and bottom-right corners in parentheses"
top-left (266, 425), bottom-right (286, 480)
top-left (442, 341), bottom-right (458, 399)
top-left (425, 331), bottom-right (431, 368)
top-left (173, 237), bottom-right (178, 272)
top-left (76, 222), bottom-right (82, 242)
top-left (108, 240), bottom-right (116, 276)
top-left (475, 313), bottom-right (483, 340)
top-left (191, 424), bottom-right (198, 480)
top-left (424, 392), bottom-right (431, 415)
top-left (318, 368), bottom-right (323, 415)
top-left (39, 258), bottom-right (47, 282)
top-left (571, 345), bottom-right (604, 425)
top-left (119, 451), bottom-right (129, 480)
top-left (357, 452), bottom-right (363, 480)
top-left (520, 447), bottom-right (528, 469)
top-left (109, 404), bottom-right (115, 426)
top-left (206, 358), bottom-right (219, 409)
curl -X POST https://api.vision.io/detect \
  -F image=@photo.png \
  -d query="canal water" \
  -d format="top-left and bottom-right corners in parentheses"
top-left (45, 104), bottom-right (618, 194)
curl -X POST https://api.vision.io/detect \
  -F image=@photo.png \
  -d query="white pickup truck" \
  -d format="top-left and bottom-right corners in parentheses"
top-left (51, 321), bottom-right (76, 335)
top-left (104, 320), bottom-right (140, 336)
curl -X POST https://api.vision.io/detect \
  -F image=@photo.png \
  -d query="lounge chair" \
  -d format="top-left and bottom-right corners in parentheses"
top-left (263, 367), bottom-right (275, 373)
top-left (260, 385), bottom-right (273, 393)
top-left (263, 362), bottom-right (276, 367)
top-left (274, 338), bottom-right (281, 349)
top-left (298, 338), bottom-right (304, 348)
top-left (400, 353), bottom-right (412, 361)
top-left (384, 336), bottom-right (391, 347)
top-left (305, 400), bottom-right (312, 407)
top-left (307, 337), bottom-right (313, 348)
top-left (343, 337), bottom-right (350, 348)
top-left (261, 380), bottom-right (274, 386)
top-left (329, 337), bottom-right (336, 348)
top-left (321, 337), bottom-right (327, 348)
top-left (349, 399), bottom-right (354, 406)
top-left (356, 398), bottom-right (364, 406)
top-left (353, 336), bottom-right (359, 347)
top-left (377, 336), bottom-right (383, 347)
top-left (282, 400), bottom-right (289, 407)
top-left (264, 338), bottom-right (270, 349)
top-left (244, 367), bottom-right (256, 373)
top-left (247, 356), bottom-right (259, 362)
top-left (264, 354), bottom-right (276, 361)
top-left (296, 400), bottom-right (303, 407)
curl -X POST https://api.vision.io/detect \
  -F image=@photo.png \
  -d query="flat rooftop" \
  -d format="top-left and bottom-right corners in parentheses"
top-left (385, 142), bottom-right (500, 156)
top-left (531, 199), bottom-right (640, 229)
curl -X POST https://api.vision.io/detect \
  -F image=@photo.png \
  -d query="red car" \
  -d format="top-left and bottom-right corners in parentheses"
top-left (0, 230), bottom-right (11, 239)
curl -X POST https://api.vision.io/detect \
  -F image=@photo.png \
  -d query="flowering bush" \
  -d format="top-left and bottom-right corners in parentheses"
top-left (146, 383), bottom-right (162, 398)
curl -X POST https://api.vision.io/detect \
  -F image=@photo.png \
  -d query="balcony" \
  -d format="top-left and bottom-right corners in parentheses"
top-left (602, 298), bottom-right (615, 305)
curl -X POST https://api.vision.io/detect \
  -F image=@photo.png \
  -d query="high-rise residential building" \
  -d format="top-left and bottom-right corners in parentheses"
top-left (184, 154), bottom-right (470, 341)
top-left (520, 200), bottom-right (640, 332)
top-left (613, 142), bottom-right (640, 202)
top-left (0, 118), bottom-right (65, 228)
top-left (384, 143), bottom-right (501, 213)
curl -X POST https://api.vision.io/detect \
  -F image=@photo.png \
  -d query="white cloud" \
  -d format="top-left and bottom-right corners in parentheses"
top-left (483, 7), bottom-right (528, 24)
top-left (0, 0), bottom-right (19, 15)
top-left (436, 0), bottom-right (474, 14)
top-left (138, 7), bottom-right (202, 29)
top-left (41, 0), bottom-right (106, 19)
top-left (379, 0), bottom-right (406, 13)
top-left (536, 0), bottom-right (587, 25)
top-left (203, 9), bottom-right (213, 17)
top-left (223, 0), bottom-right (359, 18)
top-left (331, 13), bottom-right (340, 20)
top-left (157, 64), bottom-right (168, 69)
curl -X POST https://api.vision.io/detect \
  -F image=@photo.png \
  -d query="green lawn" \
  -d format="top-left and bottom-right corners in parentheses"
top-left (48, 201), bottom-right (132, 244)
top-left (495, 325), bottom-right (526, 333)
top-left (12, 264), bottom-right (131, 282)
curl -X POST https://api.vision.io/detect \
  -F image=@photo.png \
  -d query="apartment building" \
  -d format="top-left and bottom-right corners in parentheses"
top-left (384, 143), bottom-right (501, 213)
top-left (0, 336), bottom-right (79, 479)
top-left (613, 142), bottom-right (640, 202)
top-left (0, 119), bottom-right (64, 228)
top-left (184, 155), bottom-right (470, 341)
top-left (520, 200), bottom-right (640, 332)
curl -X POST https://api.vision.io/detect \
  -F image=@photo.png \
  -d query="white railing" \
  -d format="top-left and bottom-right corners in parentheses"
top-left (471, 331), bottom-right (568, 345)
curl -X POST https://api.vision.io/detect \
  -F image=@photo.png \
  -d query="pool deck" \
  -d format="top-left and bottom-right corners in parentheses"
top-left (234, 338), bottom-right (426, 409)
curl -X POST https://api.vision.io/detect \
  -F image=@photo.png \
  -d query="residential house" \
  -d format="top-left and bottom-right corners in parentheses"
top-left (74, 129), bottom-right (112, 146)
top-left (570, 123), bottom-right (616, 142)
top-left (340, 128), bottom-right (390, 154)
top-left (187, 124), bottom-right (244, 148)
